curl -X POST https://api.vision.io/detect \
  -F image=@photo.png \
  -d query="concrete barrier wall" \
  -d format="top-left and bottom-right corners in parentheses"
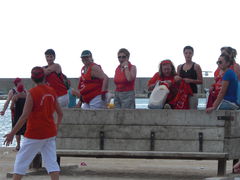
top-left (0, 77), bottom-right (214, 95)
top-left (57, 109), bottom-right (240, 159)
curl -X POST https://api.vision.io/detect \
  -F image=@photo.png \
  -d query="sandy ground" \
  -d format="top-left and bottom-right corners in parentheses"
top-left (0, 147), bottom-right (239, 180)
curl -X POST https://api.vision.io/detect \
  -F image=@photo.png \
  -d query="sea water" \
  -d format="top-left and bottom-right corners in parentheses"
top-left (0, 98), bottom-right (206, 147)
top-left (0, 100), bottom-right (17, 147)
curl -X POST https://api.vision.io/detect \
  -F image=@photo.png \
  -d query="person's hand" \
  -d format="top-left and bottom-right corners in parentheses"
top-left (75, 103), bottom-right (82, 108)
top-left (174, 75), bottom-right (182, 82)
top-left (206, 107), bottom-right (215, 113)
top-left (165, 80), bottom-right (172, 87)
top-left (0, 111), bottom-right (4, 116)
top-left (3, 132), bottom-right (14, 146)
top-left (234, 161), bottom-right (240, 173)
top-left (183, 78), bottom-right (192, 83)
top-left (121, 61), bottom-right (128, 67)
top-left (234, 162), bottom-right (240, 173)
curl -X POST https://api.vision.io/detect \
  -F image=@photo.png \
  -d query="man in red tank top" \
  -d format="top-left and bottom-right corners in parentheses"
top-left (43, 49), bottom-right (69, 107)
top-left (4, 66), bottom-right (63, 180)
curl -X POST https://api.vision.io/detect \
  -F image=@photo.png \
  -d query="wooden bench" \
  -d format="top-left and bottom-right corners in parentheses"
top-left (31, 109), bottom-right (240, 176)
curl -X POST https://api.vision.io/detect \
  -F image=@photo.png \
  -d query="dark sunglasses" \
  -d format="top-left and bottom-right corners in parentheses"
top-left (216, 60), bottom-right (223, 65)
top-left (118, 56), bottom-right (127, 59)
top-left (46, 55), bottom-right (54, 58)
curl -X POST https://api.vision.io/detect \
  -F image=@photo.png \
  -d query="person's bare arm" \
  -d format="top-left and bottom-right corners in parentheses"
top-left (71, 88), bottom-right (80, 97)
top-left (174, 65), bottom-right (182, 82)
top-left (4, 92), bottom-right (33, 146)
top-left (91, 65), bottom-right (109, 92)
top-left (0, 89), bottom-right (14, 115)
top-left (206, 80), bottom-right (228, 113)
top-left (233, 63), bottom-right (240, 80)
top-left (123, 64), bottom-right (137, 82)
top-left (44, 63), bottom-right (62, 75)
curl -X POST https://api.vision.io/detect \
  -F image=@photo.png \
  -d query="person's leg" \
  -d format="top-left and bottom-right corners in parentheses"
top-left (114, 91), bottom-right (121, 108)
top-left (14, 138), bottom-right (44, 176)
top-left (57, 94), bottom-right (69, 108)
top-left (89, 95), bottom-right (107, 109)
top-left (82, 103), bottom-right (90, 109)
top-left (40, 137), bottom-right (60, 179)
top-left (13, 174), bottom-right (23, 180)
top-left (218, 100), bottom-right (239, 110)
top-left (49, 171), bottom-right (59, 180)
top-left (120, 91), bottom-right (136, 109)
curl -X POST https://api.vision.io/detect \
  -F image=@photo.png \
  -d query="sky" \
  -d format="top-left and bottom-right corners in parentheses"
top-left (0, 0), bottom-right (240, 78)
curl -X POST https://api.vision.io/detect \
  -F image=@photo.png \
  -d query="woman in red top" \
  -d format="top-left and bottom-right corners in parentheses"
top-left (78, 50), bottom-right (109, 109)
top-left (148, 59), bottom-right (178, 109)
top-left (4, 66), bottom-right (63, 180)
top-left (114, 48), bottom-right (137, 109)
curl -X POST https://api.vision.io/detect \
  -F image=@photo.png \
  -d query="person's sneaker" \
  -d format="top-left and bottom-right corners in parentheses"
top-left (163, 103), bottom-right (172, 109)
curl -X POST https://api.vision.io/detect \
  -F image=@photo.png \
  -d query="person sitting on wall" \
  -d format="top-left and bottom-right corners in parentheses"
top-left (148, 59), bottom-right (178, 109)
top-left (43, 49), bottom-right (69, 107)
top-left (207, 47), bottom-right (240, 108)
top-left (174, 46), bottom-right (203, 93)
top-left (78, 50), bottom-right (109, 109)
top-left (206, 53), bottom-right (239, 113)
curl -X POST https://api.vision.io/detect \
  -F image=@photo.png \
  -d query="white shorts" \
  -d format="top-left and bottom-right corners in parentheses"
top-left (82, 95), bottom-right (107, 109)
top-left (14, 136), bottom-right (60, 175)
top-left (57, 93), bottom-right (69, 108)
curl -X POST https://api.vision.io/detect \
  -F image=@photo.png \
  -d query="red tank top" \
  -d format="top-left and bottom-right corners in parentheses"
top-left (114, 62), bottom-right (135, 92)
top-left (79, 63), bottom-right (103, 103)
top-left (24, 84), bottom-right (57, 139)
top-left (45, 72), bottom-right (67, 97)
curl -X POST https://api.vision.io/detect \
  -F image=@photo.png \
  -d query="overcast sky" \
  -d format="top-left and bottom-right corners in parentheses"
top-left (1, 0), bottom-right (240, 78)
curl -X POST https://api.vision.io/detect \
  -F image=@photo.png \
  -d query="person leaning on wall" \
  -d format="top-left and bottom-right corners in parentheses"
top-left (175, 46), bottom-right (203, 93)
top-left (206, 53), bottom-right (239, 113)
top-left (147, 59), bottom-right (178, 109)
top-left (77, 50), bottom-right (109, 109)
top-left (113, 48), bottom-right (137, 109)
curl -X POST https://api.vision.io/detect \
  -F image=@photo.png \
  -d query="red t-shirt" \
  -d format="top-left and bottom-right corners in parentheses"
top-left (45, 72), bottom-right (67, 97)
top-left (114, 62), bottom-right (135, 92)
top-left (24, 84), bottom-right (58, 139)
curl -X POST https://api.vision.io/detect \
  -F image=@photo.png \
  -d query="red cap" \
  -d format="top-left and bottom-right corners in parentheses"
top-left (31, 66), bottom-right (44, 79)
top-left (13, 78), bottom-right (22, 86)
top-left (17, 84), bottom-right (24, 93)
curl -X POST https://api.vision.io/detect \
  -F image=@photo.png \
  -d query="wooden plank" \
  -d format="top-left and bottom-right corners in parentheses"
top-left (56, 138), bottom-right (224, 152)
top-left (61, 109), bottom-right (227, 126)
top-left (56, 149), bottom-right (229, 160)
top-left (58, 125), bottom-right (225, 140)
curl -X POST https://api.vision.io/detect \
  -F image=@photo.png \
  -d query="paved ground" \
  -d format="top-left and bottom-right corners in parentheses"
top-left (1, 147), bottom-right (239, 180)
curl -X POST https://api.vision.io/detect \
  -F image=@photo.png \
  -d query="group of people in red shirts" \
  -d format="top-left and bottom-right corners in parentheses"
top-left (2, 45), bottom-right (240, 179)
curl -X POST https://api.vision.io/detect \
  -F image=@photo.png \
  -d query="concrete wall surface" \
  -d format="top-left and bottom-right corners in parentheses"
top-left (57, 109), bottom-right (240, 159)
top-left (0, 77), bottom-right (214, 94)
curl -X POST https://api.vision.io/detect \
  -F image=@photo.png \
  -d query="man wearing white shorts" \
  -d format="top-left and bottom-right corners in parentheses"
top-left (4, 66), bottom-right (63, 180)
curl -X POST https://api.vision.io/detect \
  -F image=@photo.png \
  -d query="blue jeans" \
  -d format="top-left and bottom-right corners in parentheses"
top-left (217, 99), bottom-right (239, 110)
